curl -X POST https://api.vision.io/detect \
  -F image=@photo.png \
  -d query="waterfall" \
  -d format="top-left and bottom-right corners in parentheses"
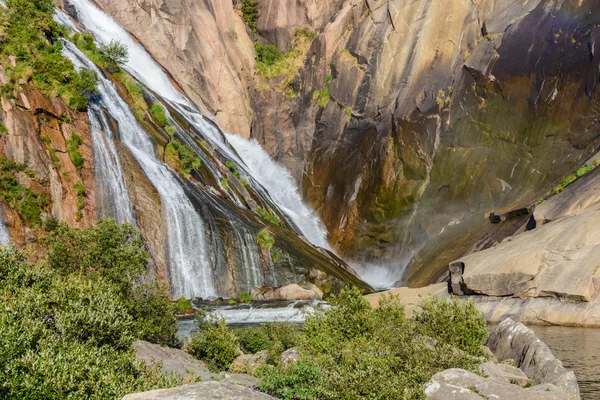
top-left (66, 0), bottom-right (331, 250)
top-left (87, 109), bottom-right (135, 224)
top-left (0, 216), bottom-right (10, 246)
top-left (62, 41), bottom-right (217, 300)
top-left (53, 9), bottom-right (81, 32)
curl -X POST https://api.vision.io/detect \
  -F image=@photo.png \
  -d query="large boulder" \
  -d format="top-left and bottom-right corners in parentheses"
top-left (134, 341), bottom-right (259, 387)
top-left (486, 319), bottom-right (580, 400)
top-left (229, 351), bottom-right (268, 375)
top-left (122, 381), bottom-right (277, 400)
top-left (275, 283), bottom-right (321, 300)
top-left (425, 368), bottom-right (568, 400)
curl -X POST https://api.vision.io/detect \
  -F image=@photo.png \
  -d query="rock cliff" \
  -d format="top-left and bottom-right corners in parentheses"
top-left (87, 0), bottom-right (600, 286)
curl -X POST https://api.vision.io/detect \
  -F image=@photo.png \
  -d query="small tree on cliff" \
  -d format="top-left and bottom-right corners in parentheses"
top-left (99, 40), bottom-right (129, 71)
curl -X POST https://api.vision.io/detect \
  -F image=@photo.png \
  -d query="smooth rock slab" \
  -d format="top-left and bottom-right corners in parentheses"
top-left (122, 381), bottom-right (277, 400)
top-left (425, 368), bottom-right (568, 400)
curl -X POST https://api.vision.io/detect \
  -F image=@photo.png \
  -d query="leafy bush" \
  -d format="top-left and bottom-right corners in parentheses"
top-left (257, 288), bottom-right (488, 400)
top-left (414, 296), bottom-right (488, 357)
top-left (0, 224), bottom-right (181, 399)
top-left (176, 297), bottom-right (194, 314)
top-left (0, 0), bottom-right (99, 110)
top-left (113, 71), bottom-right (147, 119)
top-left (0, 121), bottom-right (8, 136)
top-left (236, 322), bottom-right (300, 363)
top-left (186, 312), bottom-right (239, 372)
top-left (98, 40), bottom-right (129, 66)
top-left (257, 229), bottom-right (275, 250)
top-left (239, 292), bottom-right (253, 303)
top-left (225, 160), bottom-right (241, 178)
top-left (0, 157), bottom-right (48, 225)
top-left (255, 43), bottom-right (283, 66)
top-left (66, 132), bottom-right (84, 170)
top-left (241, 0), bottom-right (259, 32)
top-left (150, 102), bottom-right (169, 127)
top-left (165, 140), bottom-right (201, 175)
top-left (256, 206), bottom-right (280, 226)
top-left (1, 83), bottom-right (15, 99)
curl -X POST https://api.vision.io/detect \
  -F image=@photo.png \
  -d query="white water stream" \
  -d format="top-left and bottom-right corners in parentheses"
top-left (65, 0), bottom-right (332, 251)
top-left (63, 41), bottom-right (217, 300)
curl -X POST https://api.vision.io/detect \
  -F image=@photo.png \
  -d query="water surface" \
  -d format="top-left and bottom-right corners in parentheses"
top-left (531, 326), bottom-right (600, 400)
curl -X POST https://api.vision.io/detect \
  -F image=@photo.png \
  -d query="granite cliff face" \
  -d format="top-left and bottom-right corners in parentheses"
top-left (76, 0), bottom-right (600, 286)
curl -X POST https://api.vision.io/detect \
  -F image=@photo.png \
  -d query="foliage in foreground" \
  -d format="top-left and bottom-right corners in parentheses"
top-left (0, 0), bottom-right (99, 110)
top-left (0, 220), bottom-right (181, 399)
top-left (257, 289), bottom-right (488, 400)
top-left (185, 310), bottom-right (240, 373)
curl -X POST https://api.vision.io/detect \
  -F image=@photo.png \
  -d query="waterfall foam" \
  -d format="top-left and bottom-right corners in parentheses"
top-left (0, 217), bottom-right (10, 246)
top-left (88, 109), bottom-right (135, 224)
top-left (62, 41), bottom-right (217, 300)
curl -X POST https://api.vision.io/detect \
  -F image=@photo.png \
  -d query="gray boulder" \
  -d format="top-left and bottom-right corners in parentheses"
top-left (486, 319), bottom-right (580, 400)
top-left (425, 368), bottom-right (568, 400)
top-left (122, 381), bottom-right (277, 400)
top-left (280, 348), bottom-right (300, 366)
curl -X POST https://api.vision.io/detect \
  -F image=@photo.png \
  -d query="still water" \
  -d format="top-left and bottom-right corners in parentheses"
top-left (530, 326), bottom-right (600, 400)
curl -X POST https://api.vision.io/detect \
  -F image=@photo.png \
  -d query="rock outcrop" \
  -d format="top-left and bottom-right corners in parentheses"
top-left (486, 319), bottom-right (580, 400)
top-left (122, 381), bottom-right (276, 400)
top-left (425, 368), bottom-right (568, 400)
top-left (91, 0), bottom-right (600, 287)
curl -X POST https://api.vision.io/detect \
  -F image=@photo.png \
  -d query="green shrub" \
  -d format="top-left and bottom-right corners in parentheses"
top-left (98, 40), bottom-right (129, 66)
top-left (0, 121), bottom-right (8, 136)
top-left (255, 43), bottom-right (283, 66)
top-left (225, 160), bottom-right (241, 178)
top-left (258, 361), bottom-right (321, 400)
top-left (0, 83), bottom-right (15, 99)
top-left (113, 71), bottom-right (147, 119)
top-left (236, 322), bottom-right (300, 362)
top-left (186, 312), bottom-right (239, 372)
top-left (258, 288), bottom-right (488, 400)
top-left (239, 292), bottom-right (253, 303)
top-left (257, 229), bottom-right (275, 250)
top-left (165, 125), bottom-right (176, 136)
top-left (220, 178), bottom-right (229, 190)
top-left (72, 182), bottom-right (86, 220)
top-left (241, 0), bottom-right (259, 32)
top-left (0, 157), bottom-right (48, 226)
top-left (272, 250), bottom-right (280, 262)
top-left (414, 296), bottom-right (488, 357)
top-left (0, 0), bottom-right (99, 111)
top-left (0, 227), bottom-right (181, 399)
top-left (165, 140), bottom-right (201, 175)
top-left (256, 206), bottom-right (280, 226)
top-left (150, 103), bottom-right (169, 127)
top-left (66, 132), bottom-right (84, 170)
top-left (176, 297), bottom-right (194, 314)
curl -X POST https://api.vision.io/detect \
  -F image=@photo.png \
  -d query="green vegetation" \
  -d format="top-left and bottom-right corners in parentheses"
top-left (113, 71), bottom-right (147, 119)
top-left (254, 288), bottom-right (487, 400)
top-left (0, 221), bottom-right (181, 398)
top-left (176, 297), bottom-right (194, 314)
top-left (0, 121), bottom-right (8, 135)
top-left (235, 322), bottom-right (299, 366)
top-left (238, 292), bottom-right (253, 303)
top-left (150, 102), bottom-right (169, 127)
top-left (256, 206), bottom-right (280, 226)
top-left (255, 30), bottom-right (315, 91)
top-left (186, 311), bottom-right (239, 373)
top-left (66, 132), bottom-right (84, 171)
top-left (72, 182), bottom-right (86, 221)
top-left (272, 250), bottom-right (280, 262)
top-left (165, 140), bottom-right (201, 175)
top-left (72, 33), bottom-right (127, 72)
top-left (0, 0), bottom-right (99, 111)
top-left (225, 160), bottom-right (241, 178)
top-left (165, 125), bottom-right (176, 136)
top-left (315, 86), bottom-right (330, 108)
top-left (345, 106), bottom-right (352, 122)
top-left (220, 179), bottom-right (229, 190)
top-left (241, 0), bottom-right (259, 32)
top-left (1, 83), bottom-right (15, 99)
top-left (257, 229), bottom-right (275, 250)
top-left (552, 159), bottom-right (600, 194)
top-left (0, 157), bottom-right (48, 225)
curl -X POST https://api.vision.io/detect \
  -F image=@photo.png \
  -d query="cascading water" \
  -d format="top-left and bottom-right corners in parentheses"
top-left (0, 218), bottom-right (10, 246)
top-left (66, 0), bottom-right (332, 250)
top-left (87, 109), bottom-right (135, 224)
top-left (62, 41), bottom-right (217, 300)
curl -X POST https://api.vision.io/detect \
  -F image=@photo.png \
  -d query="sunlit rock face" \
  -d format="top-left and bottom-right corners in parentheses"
top-left (91, 0), bottom-right (600, 286)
